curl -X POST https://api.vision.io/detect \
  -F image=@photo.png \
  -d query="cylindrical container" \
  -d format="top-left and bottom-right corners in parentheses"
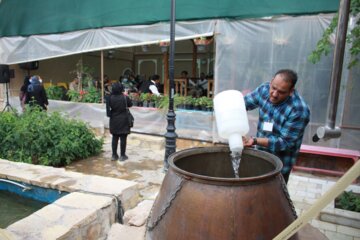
top-left (214, 90), bottom-right (249, 152)
top-left (146, 147), bottom-right (299, 240)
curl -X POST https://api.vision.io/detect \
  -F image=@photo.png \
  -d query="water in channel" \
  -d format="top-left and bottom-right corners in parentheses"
top-left (0, 190), bottom-right (47, 228)
top-left (231, 150), bottom-right (242, 178)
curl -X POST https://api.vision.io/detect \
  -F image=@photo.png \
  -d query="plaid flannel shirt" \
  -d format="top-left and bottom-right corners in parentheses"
top-left (244, 82), bottom-right (310, 174)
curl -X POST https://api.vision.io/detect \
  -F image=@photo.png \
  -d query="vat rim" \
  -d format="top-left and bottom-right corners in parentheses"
top-left (168, 146), bottom-right (283, 184)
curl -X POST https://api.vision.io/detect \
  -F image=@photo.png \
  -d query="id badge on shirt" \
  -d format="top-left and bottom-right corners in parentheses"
top-left (263, 121), bottom-right (273, 132)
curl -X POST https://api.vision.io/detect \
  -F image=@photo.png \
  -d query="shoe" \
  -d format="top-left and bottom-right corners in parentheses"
top-left (119, 155), bottom-right (128, 161)
top-left (111, 154), bottom-right (119, 161)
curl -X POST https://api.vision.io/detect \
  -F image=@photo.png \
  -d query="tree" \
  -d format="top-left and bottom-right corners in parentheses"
top-left (308, 0), bottom-right (360, 68)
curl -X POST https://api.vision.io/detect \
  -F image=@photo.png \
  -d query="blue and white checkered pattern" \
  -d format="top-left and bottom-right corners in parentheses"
top-left (244, 82), bottom-right (310, 174)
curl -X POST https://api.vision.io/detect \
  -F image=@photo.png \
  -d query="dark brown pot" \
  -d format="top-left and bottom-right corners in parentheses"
top-left (146, 146), bottom-right (299, 240)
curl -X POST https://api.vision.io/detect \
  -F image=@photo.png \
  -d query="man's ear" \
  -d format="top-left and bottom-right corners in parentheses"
top-left (289, 87), bottom-right (295, 96)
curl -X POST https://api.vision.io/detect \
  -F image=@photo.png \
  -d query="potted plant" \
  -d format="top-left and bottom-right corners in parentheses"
top-left (152, 94), bottom-right (162, 108)
top-left (129, 92), bottom-right (140, 106)
top-left (157, 94), bottom-right (184, 111)
top-left (148, 94), bottom-right (158, 108)
top-left (193, 37), bottom-right (213, 46)
top-left (139, 93), bottom-right (148, 107)
top-left (46, 85), bottom-right (67, 101)
top-left (140, 93), bottom-right (152, 107)
top-left (206, 97), bottom-right (213, 111)
top-left (175, 95), bottom-right (186, 109)
top-left (184, 96), bottom-right (195, 110)
top-left (194, 97), bottom-right (202, 111)
top-left (67, 89), bottom-right (81, 102)
top-left (81, 86), bottom-right (101, 103)
top-left (193, 37), bottom-right (213, 52)
top-left (196, 96), bottom-right (209, 111)
top-left (157, 95), bottom-right (169, 111)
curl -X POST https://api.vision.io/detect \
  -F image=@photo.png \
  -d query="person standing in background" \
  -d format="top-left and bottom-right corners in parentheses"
top-left (25, 75), bottom-right (49, 111)
top-left (243, 69), bottom-right (310, 184)
top-left (106, 82), bottom-right (133, 161)
top-left (19, 76), bottom-right (30, 111)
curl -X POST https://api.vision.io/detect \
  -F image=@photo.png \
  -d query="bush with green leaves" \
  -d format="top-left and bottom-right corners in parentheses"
top-left (336, 191), bottom-right (360, 212)
top-left (0, 108), bottom-right (103, 167)
top-left (46, 85), bottom-right (67, 100)
top-left (67, 86), bottom-right (101, 103)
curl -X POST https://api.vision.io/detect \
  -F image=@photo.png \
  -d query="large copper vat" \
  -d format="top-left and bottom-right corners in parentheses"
top-left (146, 146), bottom-right (299, 240)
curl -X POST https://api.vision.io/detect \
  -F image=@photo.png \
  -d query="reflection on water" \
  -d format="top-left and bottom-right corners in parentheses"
top-left (0, 190), bottom-right (47, 228)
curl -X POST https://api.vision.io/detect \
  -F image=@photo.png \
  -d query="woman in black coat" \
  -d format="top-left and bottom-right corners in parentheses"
top-left (106, 82), bottom-right (133, 161)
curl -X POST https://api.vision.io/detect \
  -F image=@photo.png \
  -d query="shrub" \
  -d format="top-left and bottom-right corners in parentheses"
top-left (46, 85), bottom-right (67, 100)
top-left (67, 86), bottom-right (101, 103)
top-left (129, 92), bottom-right (140, 101)
top-left (157, 94), bottom-right (185, 111)
top-left (151, 94), bottom-right (162, 107)
top-left (0, 108), bottom-right (103, 167)
top-left (335, 191), bottom-right (360, 212)
top-left (184, 96), bottom-right (195, 105)
top-left (81, 86), bottom-right (101, 103)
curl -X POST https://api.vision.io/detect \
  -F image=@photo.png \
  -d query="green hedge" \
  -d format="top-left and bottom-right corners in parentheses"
top-left (0, 108), bottom-right (103, 167)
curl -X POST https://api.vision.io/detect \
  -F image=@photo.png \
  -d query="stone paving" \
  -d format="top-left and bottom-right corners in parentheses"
top-left (64, 130), bottom-right (360, 240)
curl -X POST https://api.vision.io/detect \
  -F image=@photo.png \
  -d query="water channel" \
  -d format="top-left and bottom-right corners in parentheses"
top-left (0, 190), bottom-right (47, 228)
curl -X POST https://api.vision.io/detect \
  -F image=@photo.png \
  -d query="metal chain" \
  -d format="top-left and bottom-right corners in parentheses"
top-left (279, 175), bottom-right (298, 218)
top-left (146, 177), bottom-right (185, 232)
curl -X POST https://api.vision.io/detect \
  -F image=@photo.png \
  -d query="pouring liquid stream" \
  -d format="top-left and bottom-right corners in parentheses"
top-left (231, 150), bottom-right (242, 178)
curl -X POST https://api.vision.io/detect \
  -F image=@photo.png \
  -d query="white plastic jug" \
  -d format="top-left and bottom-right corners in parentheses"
top-left (214, 90), bottom-right (249, 152)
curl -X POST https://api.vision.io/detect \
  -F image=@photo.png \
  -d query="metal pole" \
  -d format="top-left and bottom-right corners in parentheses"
top-left (325, 0), bottom-right (350, 129)
top-left (314, 0), bottom-right (350, 141)
top-left (164, 0), bottom-right (177, 171)
top-left (101, 50), bottom-right (104, 104)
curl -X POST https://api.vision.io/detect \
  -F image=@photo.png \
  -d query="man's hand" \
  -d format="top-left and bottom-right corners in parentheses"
top-left (243, 136), bottom-right (254, 147)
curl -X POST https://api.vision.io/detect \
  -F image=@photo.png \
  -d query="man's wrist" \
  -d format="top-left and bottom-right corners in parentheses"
top-left (253, 137), bottom-right (257, 145)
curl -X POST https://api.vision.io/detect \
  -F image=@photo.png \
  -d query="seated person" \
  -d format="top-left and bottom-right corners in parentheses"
top-left (180, 70), bottom-right (190, 94)
top-left (25, 75), bottom-right (49, 111)
top-left (69, 77), bottom-right (79, 91)
top-left (139, 74), bottom-right (161, 96)
top-left (188, 72), bottom-right (208, 97)
top-left (197, 72), bottom-right (208, 96)
top-left (128, 73), bottom-right (138, 91)
top-left (104, 75), bottom-right (112, 96)
top-left (121, 74), bottom-right (138, 93)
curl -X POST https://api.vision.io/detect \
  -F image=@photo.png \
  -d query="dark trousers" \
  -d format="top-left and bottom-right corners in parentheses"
top-left (112, 134), bottom-right (128, 156)
top-left (281, 171), bottom-right (291, 184)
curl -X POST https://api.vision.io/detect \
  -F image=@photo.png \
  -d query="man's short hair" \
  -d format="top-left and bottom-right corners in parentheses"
top-left (274, 69), bottom-right (298, 88)
top-left (152, 74), bottom-right (160, 81)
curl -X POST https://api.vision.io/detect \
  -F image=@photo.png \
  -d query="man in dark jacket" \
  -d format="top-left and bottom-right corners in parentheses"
top-left (139, 74), bottom-right (161, 96)
top-left (25, 75), bottom-right (49, 110)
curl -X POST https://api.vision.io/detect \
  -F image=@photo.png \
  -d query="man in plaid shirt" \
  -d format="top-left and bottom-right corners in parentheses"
top-left (244, 69), bottom-right (310, 184)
